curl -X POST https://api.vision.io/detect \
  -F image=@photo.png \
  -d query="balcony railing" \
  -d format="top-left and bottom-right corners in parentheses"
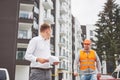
top-left (60, 3), bottom-right (68, 14)
top-left (60, 27), bottom-right (66, 36)
top-left (59, 16), bottom-right (66, 24)
top-left (59, 56), bottom-right (66, 60)
top-left (19, 11), bottom-right (33, 19)
top-left (42, 0), bottom-right (53, 9)
top-left (58, 42), bottom-right (65, 47)
top-left (34, 6), bottom-right (39, 14)
top-left (60, 0), bottom-right (67, 3)
top-left (33, 20), bottom-right (39, 30)
top-left (20, 0), bottom-right (34, 4)
top-left (44, 14), bottom-right (54, 24)
top-left (20, 3), bottom-right (34, 12)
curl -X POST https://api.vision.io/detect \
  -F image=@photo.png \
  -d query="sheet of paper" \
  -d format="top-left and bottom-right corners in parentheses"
top-left (49, 56), bottom-right (59, 64)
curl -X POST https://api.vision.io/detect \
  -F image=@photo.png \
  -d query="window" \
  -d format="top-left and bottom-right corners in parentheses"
top-left (18, 30), bottom-right (27, 39)
top-left (16, 51), bottom-right (26, 60)
top-left (90, 30), bottom-right (93, 36)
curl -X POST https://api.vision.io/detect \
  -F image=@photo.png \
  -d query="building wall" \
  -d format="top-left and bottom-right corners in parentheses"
top-left (15, 0), bottom-right (39, 80)
top-left (55, 0), bottom-right (73, 80)
top-left (0, 0), bottom-right (19, 80)
top-left (0, 0), bottom-right (82, 80)
top-left (86, 24), bottom-right (97, 40)
top-left (72, 16), bottom-right (82, 80)
top-left (15, 65), bottom-right (30, 80)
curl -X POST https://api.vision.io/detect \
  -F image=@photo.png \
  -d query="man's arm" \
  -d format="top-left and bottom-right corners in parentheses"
top-left (95, 52), bottom-right (101, 73)
top-left (25, 38), bottom-right (37, 62)
top-left (95, 52), bottom-right (102, 80)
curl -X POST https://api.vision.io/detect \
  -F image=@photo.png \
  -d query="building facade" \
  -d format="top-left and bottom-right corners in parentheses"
top-left (0, 0), bottom-right (83, 80)
top-left (15, 0), bottom-right (39, 80)
top-left (16, 0), bottom-right (73, 80)
top-left (72, 16), bottom-right (82, 80)
top-left (54, 0), bottom-right (73, 80)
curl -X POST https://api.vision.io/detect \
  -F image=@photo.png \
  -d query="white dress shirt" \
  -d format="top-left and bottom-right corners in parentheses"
top-left (25, 35), bottom-right (51, 69)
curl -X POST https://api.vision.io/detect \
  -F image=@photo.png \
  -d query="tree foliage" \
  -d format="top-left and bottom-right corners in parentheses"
top-left (94, 0), bottom-right (120, 73)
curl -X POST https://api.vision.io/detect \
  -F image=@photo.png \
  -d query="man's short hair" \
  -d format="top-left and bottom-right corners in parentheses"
top-left (40, 23), bottom-right (51, 32)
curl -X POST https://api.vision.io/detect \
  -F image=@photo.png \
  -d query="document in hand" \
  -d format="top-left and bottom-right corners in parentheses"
top-left (49, 56), bottom-right (60, 64)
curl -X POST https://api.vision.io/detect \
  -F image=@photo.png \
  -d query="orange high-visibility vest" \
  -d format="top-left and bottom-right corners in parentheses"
top-left (79, 50), bottom-right (96, 70)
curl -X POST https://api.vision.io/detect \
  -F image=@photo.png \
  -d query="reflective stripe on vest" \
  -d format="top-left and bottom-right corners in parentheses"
top-left (79, 50), bottom-right (96, 71)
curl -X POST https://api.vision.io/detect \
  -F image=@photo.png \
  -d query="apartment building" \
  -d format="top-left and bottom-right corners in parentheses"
top-left (72, 16), bottom-right (82, 80)
top-left (54, 0), bottom-right (73, 80)
top-left (86, 25), bottom-right (97, 41)
top-left (0, 0), bottom-right (74, 80)
top-left (16, 0), bottom-right (73, 80)
top-left (15, 0), bottom-right (39, 80)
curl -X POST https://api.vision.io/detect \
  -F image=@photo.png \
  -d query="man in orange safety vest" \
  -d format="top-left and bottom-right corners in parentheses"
top-left (74, 39), bottom-right (101, 80)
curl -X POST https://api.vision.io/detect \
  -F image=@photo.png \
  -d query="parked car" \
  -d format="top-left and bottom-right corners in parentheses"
top-left (0, 68), bottom-right (10, 80)
top-left (100, 74), bottom-right (116, 80)
top-left (111, 65), bottom-right (120, 79)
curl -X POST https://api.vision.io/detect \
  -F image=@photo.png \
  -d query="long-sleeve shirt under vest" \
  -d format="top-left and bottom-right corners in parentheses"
top-left (74, 49), bottom-right (101, 74)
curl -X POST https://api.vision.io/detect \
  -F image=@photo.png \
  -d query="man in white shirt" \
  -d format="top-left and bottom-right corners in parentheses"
top-left (25, 23), bottom-right (59, 80)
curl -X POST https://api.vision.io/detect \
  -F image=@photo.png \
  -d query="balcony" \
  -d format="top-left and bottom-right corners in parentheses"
top-left (60, 0), bottom-right (67, 3)
top-left (50, 44), bottom-right (55, 53)
top-left (59, 17), bottom-right (66, 24)
top-left (59, 56), bottom-right (66, 60)
top-left (34, 6), bottom-right (39, 14)
top-left (20, 3), bottom-right (34, 12)
top-left (19, 18), bottom-right (33, 23)
top-left (17, 43), bottom-right (28, 49)
top-left (16, 60), bottom-right (30, 65)
top-left (58, 62), bottom-right (66, 70)
top-left (16, 51), bottom-right (25, 60)
top-left (20, 0), bottom-right (34, 5)
top-left (33, 20), bottom-right (39, 30)
top-left (42, 0), bottom-right (53, 9)
top-left (58, 42), bottom-right (65, 47)
top-left (19, 11), bottom-right (33, 23)
top-left (60, 3), bottom-right (67, 14)
top-left (18, 23), bottom-right (32, 39)
top-left (19, 22), bottom-right (32, 29)
top-left (16, 50), bottom-right (30, 65)
top-left (60, 31), bottom-right (66, 36)
top-left (58, 66), bottom-right (65, 70)
top-left (44, 14), bottom-right (54, 24)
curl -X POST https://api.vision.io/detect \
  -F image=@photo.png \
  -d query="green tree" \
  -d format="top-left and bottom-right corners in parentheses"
top-left (94, 0), bottom-right (120, 74)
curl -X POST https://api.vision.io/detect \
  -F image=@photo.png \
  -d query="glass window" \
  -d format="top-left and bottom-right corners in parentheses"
top-left (0, 70), bottom-right (6, 80)
top-left (16, 51), bottom-right (26, 60)
top-left (18, 30), bottom-right (27, 39)
top-left (90, 30), bottom-right (93, 36)
top-left (19, 11), bottom-right (28, 19)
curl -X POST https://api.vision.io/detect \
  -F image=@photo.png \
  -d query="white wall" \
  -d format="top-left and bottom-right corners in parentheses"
top-left (15, 65), bottom-right (30, 80)
top-left (86, 24), bottom-right (97, 40)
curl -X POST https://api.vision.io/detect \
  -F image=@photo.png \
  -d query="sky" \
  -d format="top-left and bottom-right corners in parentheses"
top-left (71, 0), bottom-right (120, 25)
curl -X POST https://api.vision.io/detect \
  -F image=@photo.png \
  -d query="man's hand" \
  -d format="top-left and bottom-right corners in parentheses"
top-left (74, 72), bottom-right (78, 76)
top-left (53, 62), bottom-right (59, 65)
top-left (97, 73), bottom-right (101, 80)
top-left (36, 58), bottom-right (49, 64)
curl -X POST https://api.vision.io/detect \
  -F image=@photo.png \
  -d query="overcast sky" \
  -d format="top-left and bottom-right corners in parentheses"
top-left (71, 0), bottom-right (120, 25)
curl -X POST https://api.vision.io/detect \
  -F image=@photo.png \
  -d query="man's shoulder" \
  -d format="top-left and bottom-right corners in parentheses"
top-left (30, 36), bottom-right (40, 41)
top-left (90, 49), bottom-right (96, 53)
